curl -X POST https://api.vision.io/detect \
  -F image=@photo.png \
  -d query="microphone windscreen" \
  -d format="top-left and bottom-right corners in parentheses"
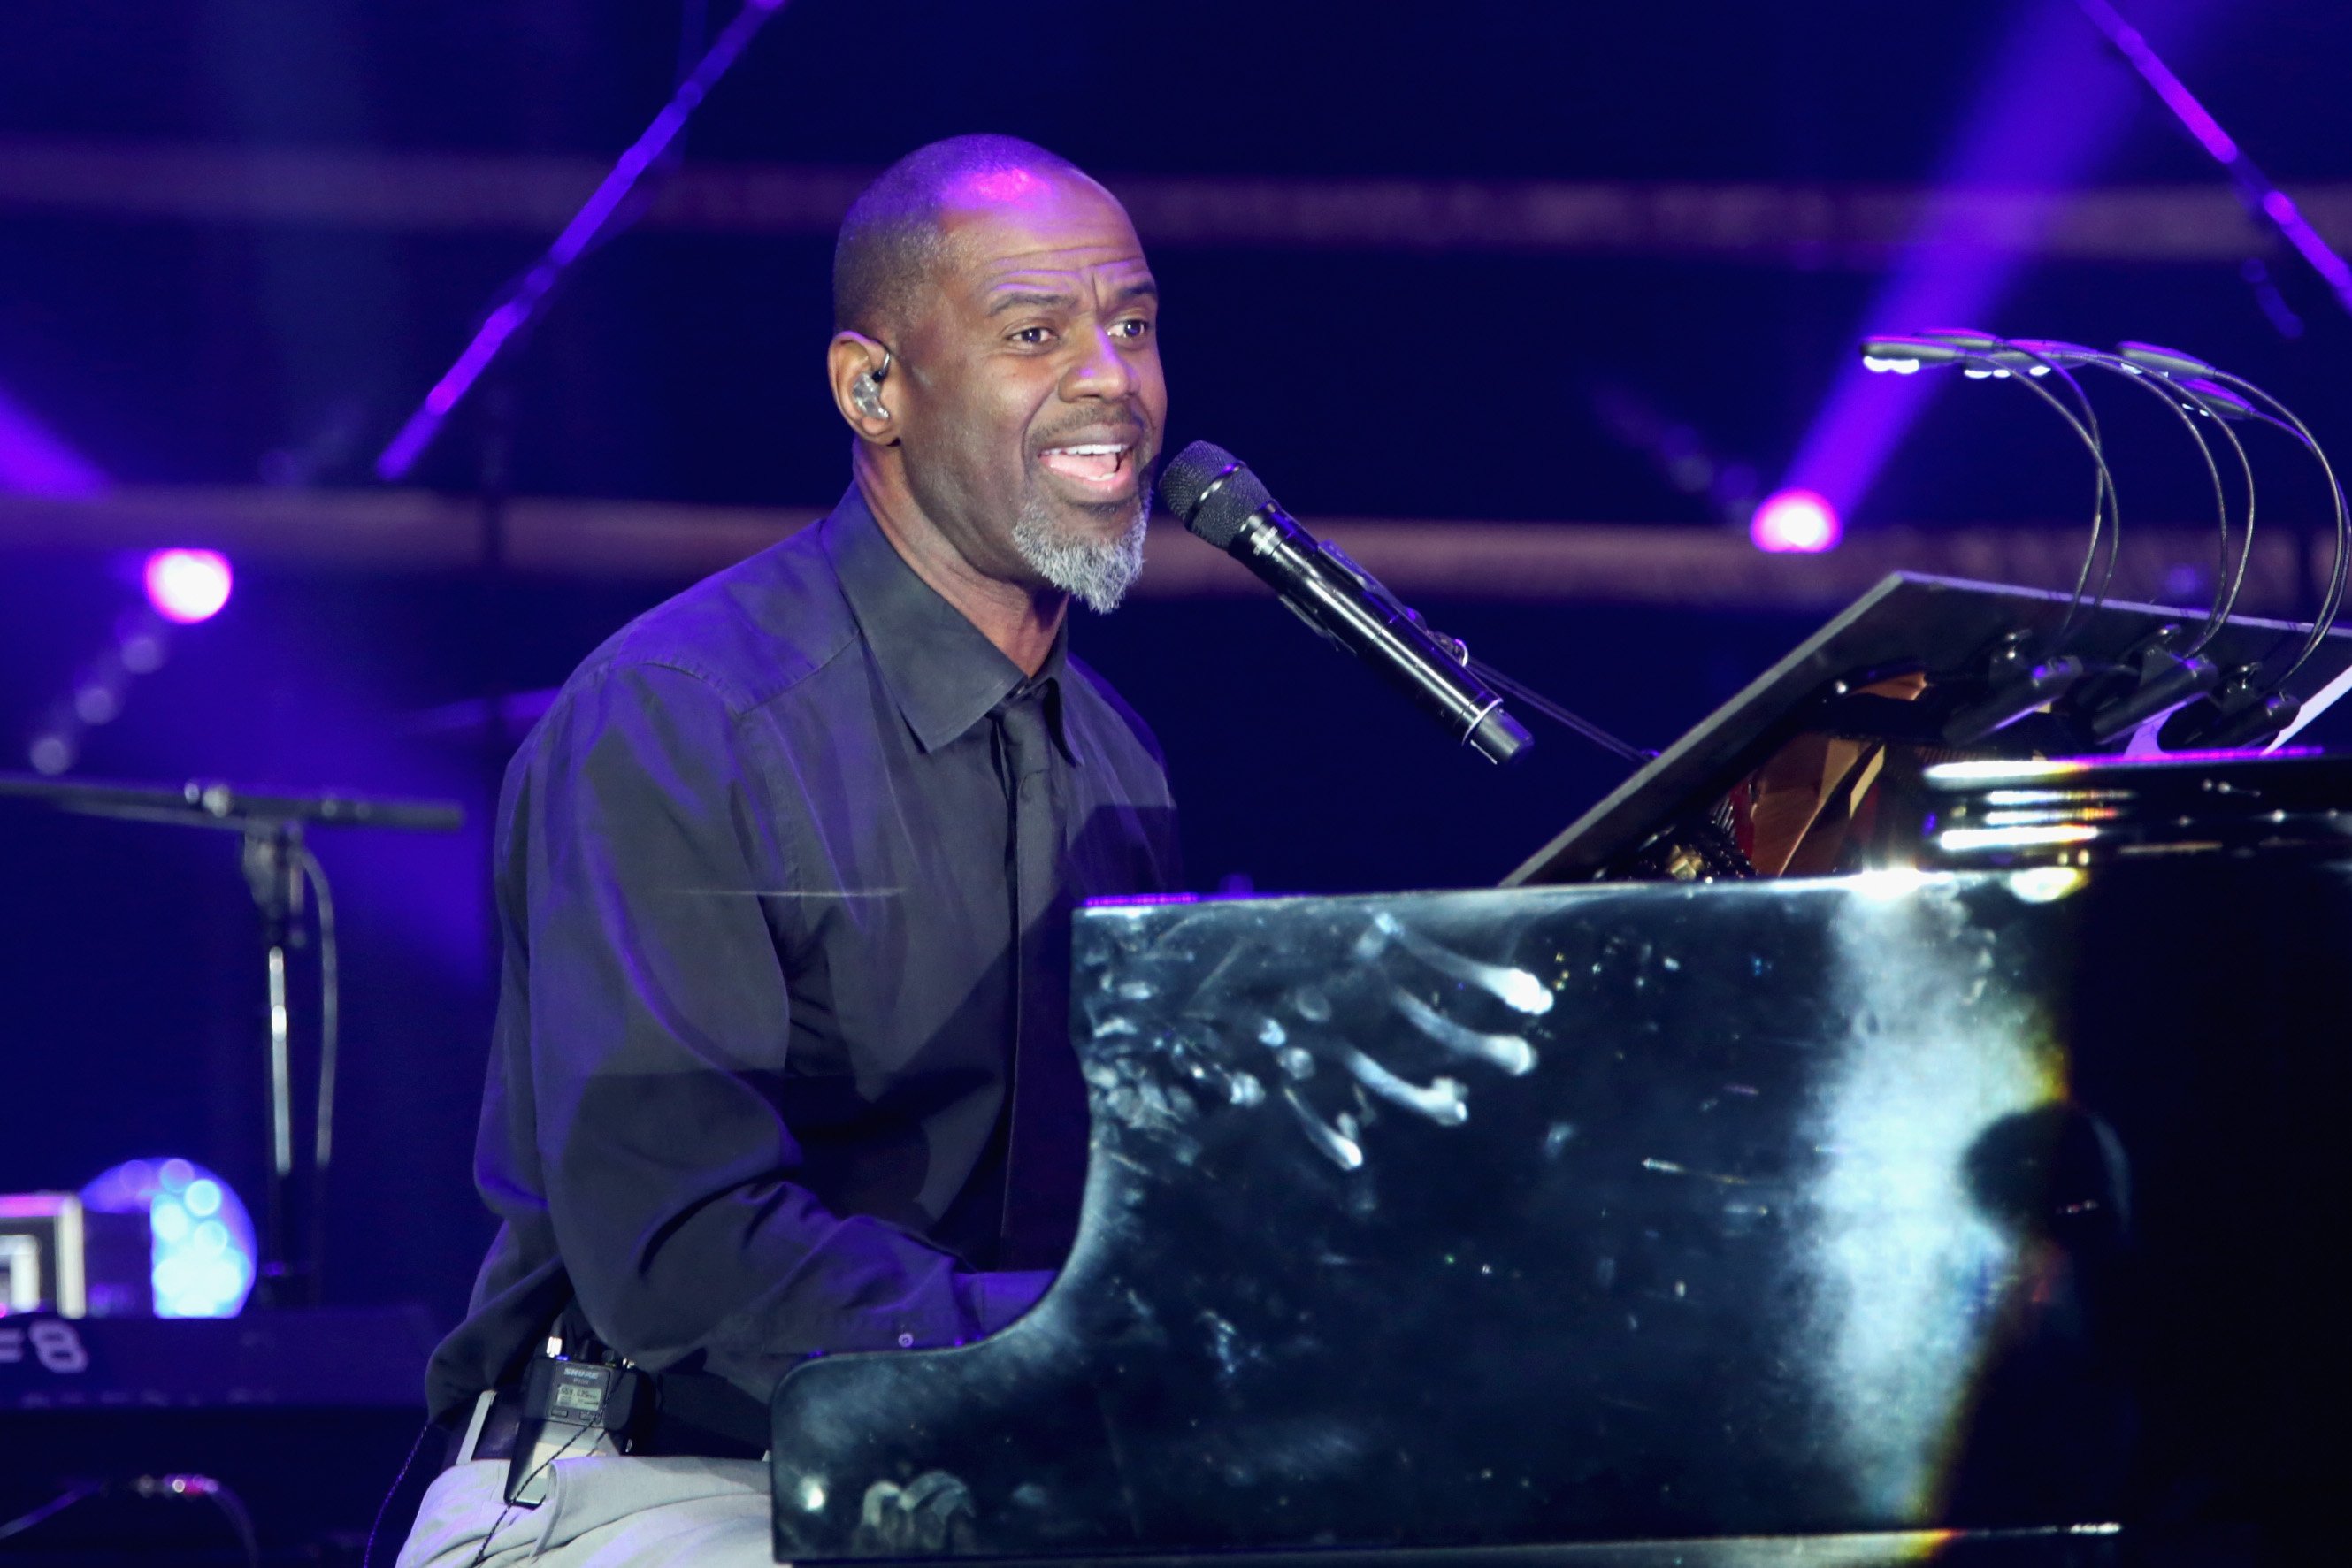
top-left (1157, 440), bottom-right (1271, 549)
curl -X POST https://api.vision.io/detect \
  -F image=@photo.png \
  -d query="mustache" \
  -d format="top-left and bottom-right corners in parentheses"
top-left (1030, 411), bottom-right (1154, 451)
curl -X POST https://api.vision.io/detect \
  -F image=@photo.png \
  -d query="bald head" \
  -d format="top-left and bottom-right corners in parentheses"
top-left (831, 134), bottom-right (1100, 338)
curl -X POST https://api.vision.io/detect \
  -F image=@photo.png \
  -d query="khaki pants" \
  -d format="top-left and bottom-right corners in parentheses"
top-left (396, 1447), bottom-right (773, 1566)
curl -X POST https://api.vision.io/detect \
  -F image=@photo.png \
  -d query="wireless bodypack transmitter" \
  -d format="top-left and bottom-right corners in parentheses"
top-left (504, 1337), bottom-right (651, 1507)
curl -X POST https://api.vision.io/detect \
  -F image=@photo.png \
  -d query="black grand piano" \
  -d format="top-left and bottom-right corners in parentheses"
top-left (767, 577), bottom-right (2352, 1568)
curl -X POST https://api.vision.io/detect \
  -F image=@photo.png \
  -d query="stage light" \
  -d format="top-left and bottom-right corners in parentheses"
top-left (0, 381), bottom-right (108, 496)
top-left (1751, 488), bottom-right (1843, 554)
top-left (1777, 3), bottom-right (2229, 533)
top-left (81, 1158), bottom-right (257, 1318)
top-left (143, 549), bottom-right (234, 624)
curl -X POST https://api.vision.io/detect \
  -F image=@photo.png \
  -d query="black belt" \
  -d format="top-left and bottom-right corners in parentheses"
top-left (447, 1369), bottom-right (768, 1470)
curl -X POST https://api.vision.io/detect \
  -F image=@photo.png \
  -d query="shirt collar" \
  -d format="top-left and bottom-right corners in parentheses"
top-left (824, 483), bottom-right (1078, 761)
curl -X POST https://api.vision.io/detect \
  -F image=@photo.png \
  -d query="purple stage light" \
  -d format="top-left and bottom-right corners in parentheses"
top-left (1751, 489), bottom-right (1842, 554)
top-left (376, 0), bottom-right (793, 480)
top-left (0, 384), bottom-right (108, 496)
top-left (2077, 0), bottom-right (2352, 313)
top-left (2080, 0), bottom-right (2237, 163)
top-left (1778, 0), bottom-right (2223, 527)
top-left (144, 549), bottom-right (234, 624)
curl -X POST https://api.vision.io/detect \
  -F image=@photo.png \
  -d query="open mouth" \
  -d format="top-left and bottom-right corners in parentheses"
top-left (1037, 441), bottom-right (1136, 492)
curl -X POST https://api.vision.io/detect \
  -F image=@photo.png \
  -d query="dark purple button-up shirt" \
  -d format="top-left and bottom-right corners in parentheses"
top-left (425, 485), bottom-right (1180, 1420)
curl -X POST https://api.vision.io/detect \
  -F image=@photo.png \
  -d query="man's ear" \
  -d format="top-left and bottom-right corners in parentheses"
top-left (827, 333), bottom-right (898, 445)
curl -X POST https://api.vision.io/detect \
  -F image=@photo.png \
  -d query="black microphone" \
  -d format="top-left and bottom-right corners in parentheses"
top-left (1157, 441), bottom-right (1534, 764)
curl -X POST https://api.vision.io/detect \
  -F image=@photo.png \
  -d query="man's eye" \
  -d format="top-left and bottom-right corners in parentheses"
top-left (1113, 317), bottom-right (1153, 341)
top-left (1010, 325), bottom-right (1054, 347)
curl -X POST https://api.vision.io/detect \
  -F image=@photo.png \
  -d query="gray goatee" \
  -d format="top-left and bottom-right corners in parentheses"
top-left (1012, 495), bottom-right (1148, 614)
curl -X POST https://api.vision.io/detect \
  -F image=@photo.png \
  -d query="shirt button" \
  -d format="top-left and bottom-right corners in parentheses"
top-left (897, 1332), bottom-right (915, 1349)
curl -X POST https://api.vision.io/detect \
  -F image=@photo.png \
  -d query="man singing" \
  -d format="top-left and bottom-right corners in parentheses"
top-left (398, 134), bottom-right (1179, 1566)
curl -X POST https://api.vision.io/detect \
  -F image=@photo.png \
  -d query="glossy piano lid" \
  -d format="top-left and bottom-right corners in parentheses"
top-left (1923, 746), bottom-right (2352, 866)
top-left (1504, 573), bottom-right (2352, 886)
top-left (772, 863), bottom-right (2352, 1563)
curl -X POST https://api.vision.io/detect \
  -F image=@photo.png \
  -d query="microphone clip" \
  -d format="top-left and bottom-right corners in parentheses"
top-left (2065, 623), bottom-right (2220, 745)
top-left (2157, 664), bottom-right (2302, 751)
top-left (1942, 630), bottom-right (2087, 746)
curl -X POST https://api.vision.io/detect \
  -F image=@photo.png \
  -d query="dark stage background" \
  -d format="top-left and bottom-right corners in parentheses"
top-left (4, 0), bottom-right (2350, 1355)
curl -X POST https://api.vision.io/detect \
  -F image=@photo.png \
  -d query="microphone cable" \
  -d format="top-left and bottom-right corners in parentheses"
top-left (1945, 333), bottom-right (2256, 658)
top-left (1861, 333), bottom-right (2122, 649)
top-left (1865, 331), bottom-right (2342, 742)
top-left (2118, 343), bottom-right (2351, 686)
top-left (1461, 654), bottom-right (1653, 763)
top-left (1866, 333), bottom-right (2260, 662)
top-left (1928, 330), bottom-right (2119, 645)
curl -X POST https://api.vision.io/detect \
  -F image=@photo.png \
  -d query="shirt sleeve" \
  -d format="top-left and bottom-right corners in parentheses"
top-left (518, 660), bottom-right (979, 1396)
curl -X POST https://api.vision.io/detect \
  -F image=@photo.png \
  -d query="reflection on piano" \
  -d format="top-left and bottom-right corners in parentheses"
top-left (769, 577), bottom-right (2352, 1567)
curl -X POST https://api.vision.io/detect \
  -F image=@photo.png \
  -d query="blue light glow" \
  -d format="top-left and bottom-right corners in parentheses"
top-left (81, 1158), bottom-right (257, 1319)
